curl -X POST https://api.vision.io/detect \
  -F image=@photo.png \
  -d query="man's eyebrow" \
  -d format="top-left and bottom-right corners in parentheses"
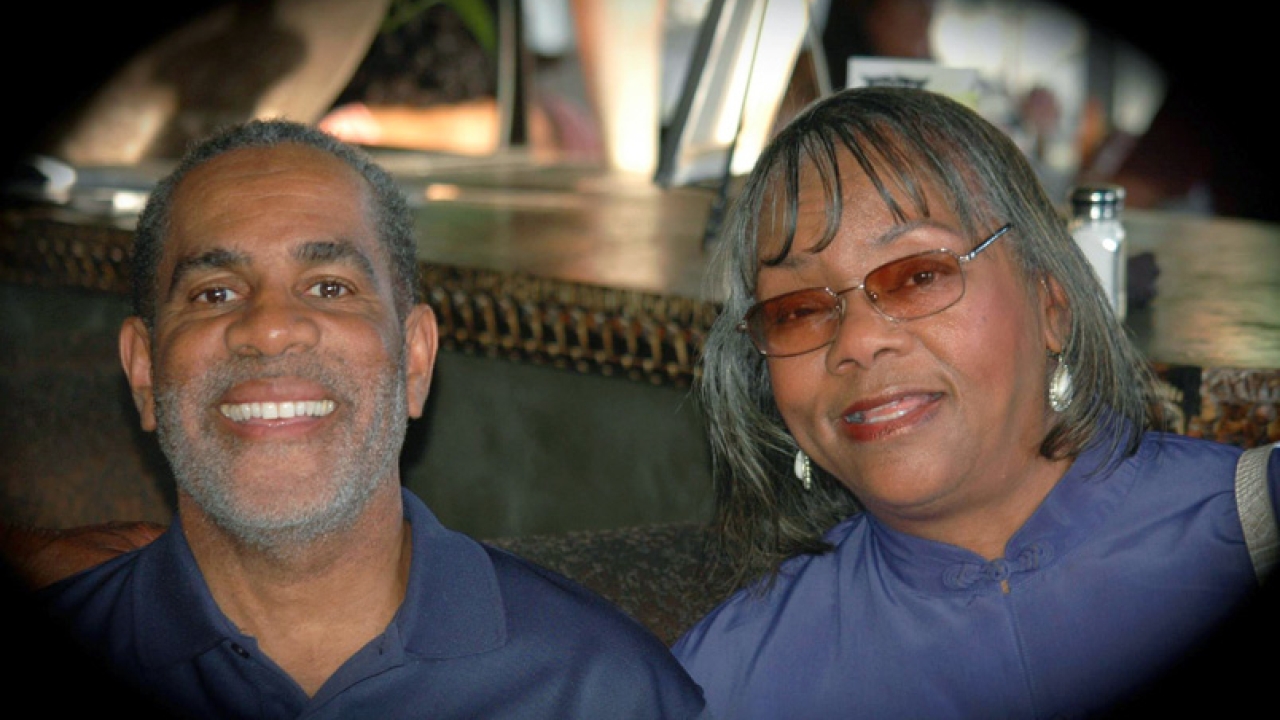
top-left (295, 240), bottom-right (379, 284)
top-left (164, 240), bottom-right (380, 301)
top-left (167, 248), bottom-right (248, 300)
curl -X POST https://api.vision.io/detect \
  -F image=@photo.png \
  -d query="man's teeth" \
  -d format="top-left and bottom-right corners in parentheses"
top-left (219, 400), bottom-right (335, 422)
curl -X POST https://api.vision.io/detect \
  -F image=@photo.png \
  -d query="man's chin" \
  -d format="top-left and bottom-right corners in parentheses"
top-left (180, 480), bottom-right (372, 545)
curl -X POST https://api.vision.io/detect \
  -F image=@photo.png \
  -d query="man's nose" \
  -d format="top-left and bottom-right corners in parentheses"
top-left (225, 289), bottom-right (320, 358)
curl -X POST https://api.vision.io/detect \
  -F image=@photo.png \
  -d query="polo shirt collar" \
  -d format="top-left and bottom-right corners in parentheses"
top-left (863, 423), bottom-right (1143, 595)
top-left (132, 512), bottom-right (240, 668)
top-left (395, 488), bottom-right (508, 658)
top-left (133, 488), bottom-right (508, 668)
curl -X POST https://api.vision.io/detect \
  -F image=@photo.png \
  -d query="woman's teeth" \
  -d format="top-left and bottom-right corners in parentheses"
top-left (843, 395), bottom-right (933, 424)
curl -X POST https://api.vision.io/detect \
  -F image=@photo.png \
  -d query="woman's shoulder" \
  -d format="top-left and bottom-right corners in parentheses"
top-left (1116, 431), bottom-right (1261, 514)
top-left (1136, 431), bottom-right (1245, 478)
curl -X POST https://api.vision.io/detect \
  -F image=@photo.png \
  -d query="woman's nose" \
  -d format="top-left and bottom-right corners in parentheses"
top-left (824, 292), bottom-right (909, 372)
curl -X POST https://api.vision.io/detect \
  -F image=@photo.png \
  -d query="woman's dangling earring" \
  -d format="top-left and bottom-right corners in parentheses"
top-left (1049, 352), bottom-right (1074, 413)
top-left (794, 449), bottom-right (813, 491)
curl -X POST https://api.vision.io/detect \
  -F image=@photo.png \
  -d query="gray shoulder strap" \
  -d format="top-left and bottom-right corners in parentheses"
top-left (1235, 442), bottom-right (1279, 583)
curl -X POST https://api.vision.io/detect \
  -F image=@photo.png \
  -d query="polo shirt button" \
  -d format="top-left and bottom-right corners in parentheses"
top-left (230, 642), bottom-right (250, 659)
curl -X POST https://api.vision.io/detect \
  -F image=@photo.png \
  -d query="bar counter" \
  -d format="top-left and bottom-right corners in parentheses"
top-left (5, 160), bottom-right (1277, 426)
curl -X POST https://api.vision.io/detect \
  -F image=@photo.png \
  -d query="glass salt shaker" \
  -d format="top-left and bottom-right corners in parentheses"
top-left (1068, 184), bottom-right (1127, 320)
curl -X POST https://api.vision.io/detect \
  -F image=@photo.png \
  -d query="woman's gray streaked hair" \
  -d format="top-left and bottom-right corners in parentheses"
top-left (699, 86), bottom-right (1162, 590)
top-left (131, 118), bottom-right (421, 328)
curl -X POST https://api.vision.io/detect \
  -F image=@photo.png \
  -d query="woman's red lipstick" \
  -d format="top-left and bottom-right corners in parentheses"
top-left (840, 392), bottom-right (942, 442)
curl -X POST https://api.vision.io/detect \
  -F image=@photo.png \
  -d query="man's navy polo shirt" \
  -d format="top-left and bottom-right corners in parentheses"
top-left (39, 488), bottom-right (708, 719)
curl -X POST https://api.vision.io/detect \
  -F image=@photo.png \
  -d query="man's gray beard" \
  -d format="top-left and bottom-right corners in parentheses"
top-left (153, 350), bottom-right (408, 553)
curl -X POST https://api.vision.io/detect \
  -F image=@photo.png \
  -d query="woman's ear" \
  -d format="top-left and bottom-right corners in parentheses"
top-left (1039, 275), bottom-right (1071, 353)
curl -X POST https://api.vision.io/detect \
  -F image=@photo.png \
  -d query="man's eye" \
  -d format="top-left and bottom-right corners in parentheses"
top-left (193, 287), bottom-right (239, 304)
top-left (307, 279), bottom-right (352, 299)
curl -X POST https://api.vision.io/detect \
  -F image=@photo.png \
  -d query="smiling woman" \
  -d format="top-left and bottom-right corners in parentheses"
top-left (671, 85), bottom-right (1280, 719)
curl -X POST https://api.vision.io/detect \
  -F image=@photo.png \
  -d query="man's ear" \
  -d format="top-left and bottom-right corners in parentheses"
top-left (119, 317), bottom-right (157, 432)
top-left (1039, 274), bottom-right (1071, 353)
top-left (402, 304), bottom-right (438, 419)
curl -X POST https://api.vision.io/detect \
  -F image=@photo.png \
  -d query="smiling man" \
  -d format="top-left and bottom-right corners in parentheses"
top-left (35, 119), bottom-right (707, 719)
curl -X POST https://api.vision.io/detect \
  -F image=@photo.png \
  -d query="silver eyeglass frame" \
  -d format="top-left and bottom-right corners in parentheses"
top-left (738, 224), bottom-right (1014, 357)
